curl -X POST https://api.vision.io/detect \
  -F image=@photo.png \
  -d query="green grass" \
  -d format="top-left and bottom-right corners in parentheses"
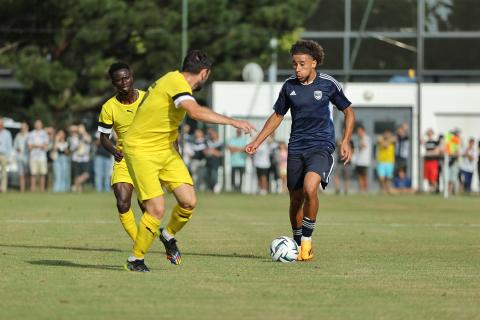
top-left (1, 192), bottom-right (479, 320)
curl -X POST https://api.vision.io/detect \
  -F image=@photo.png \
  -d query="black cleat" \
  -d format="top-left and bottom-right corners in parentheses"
top-left (124, 259), bottom-right (150, 272)
top-left (159, 228), bottom-right (182, 265)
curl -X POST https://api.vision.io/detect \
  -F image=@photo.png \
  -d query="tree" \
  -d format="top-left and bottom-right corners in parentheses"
top-left (0, 0), bottom-right (318, 125)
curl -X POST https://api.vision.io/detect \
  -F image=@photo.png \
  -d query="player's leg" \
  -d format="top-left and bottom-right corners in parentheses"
top-left (112, 160), bottom-right (139, 241)
top-left (159, 183), bottom-right (196, 265)
top-left (124, 154), bottom-right (164, 272)
top-left (286, 153), bottom-right (305, 254)
top-left (158, 148), bottom-right (195, 265)
top-left (113, 182), bottom-right (137, 241)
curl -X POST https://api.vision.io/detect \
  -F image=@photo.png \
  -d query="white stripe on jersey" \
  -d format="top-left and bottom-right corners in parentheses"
top-left (283, 75), bottom-right (296, 83)
top-left (319, 73), bottom-right (342, 92)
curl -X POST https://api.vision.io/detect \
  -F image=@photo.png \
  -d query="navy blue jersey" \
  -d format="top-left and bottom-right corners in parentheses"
top-left (273, 73), bottom-right (351, 154)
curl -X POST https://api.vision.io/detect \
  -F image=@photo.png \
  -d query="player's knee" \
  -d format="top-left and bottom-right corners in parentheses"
top-left (303, 186), bottom-right (317, 200)
top-left (116, 199), bottom-right (131, 213)
top-left (179, 197), bottom-right (196, 211)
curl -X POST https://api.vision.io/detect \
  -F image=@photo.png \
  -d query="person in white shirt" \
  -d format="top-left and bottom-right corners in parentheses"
top-left (28, 119), bottom-right (49, 192)
top-left (459, 138), bottom-right (477, 193)
top-left (0, 118), bottom-right (13, 193)
top-left (70, 124), bottom-right (92, 192)
top-left (253, 142), bottom-right (271, 195)
top-left (13, 121), bottom-right (29, 192)
top-left (355, 125), bottom-right (372, 192)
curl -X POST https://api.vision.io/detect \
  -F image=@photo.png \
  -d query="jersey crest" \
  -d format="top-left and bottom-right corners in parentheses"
top-left (314, 90), bottom-right (322, 100)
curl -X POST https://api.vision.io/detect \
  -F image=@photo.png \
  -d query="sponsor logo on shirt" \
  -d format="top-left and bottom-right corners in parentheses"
top-left (289, 90), bottom-right (296, 96)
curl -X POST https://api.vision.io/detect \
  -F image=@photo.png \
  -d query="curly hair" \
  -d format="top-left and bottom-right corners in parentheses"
top-left (290, 40), bottom-right (325, 66)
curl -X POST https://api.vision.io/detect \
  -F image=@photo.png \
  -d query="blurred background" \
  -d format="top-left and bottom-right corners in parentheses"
top-left (0, 0), bottom-right (479, 195)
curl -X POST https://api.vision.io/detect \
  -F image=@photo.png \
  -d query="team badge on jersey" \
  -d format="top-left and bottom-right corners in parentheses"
top-left (314, 90), bottom-right (322, 100)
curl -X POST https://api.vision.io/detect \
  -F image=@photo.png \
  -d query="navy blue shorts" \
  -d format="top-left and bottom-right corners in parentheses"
top-left (287, 149), bottom-right (335, 191)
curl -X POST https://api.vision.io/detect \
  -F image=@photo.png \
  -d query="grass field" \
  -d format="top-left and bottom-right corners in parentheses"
top-left (1, 192), bottom-right (479, 320)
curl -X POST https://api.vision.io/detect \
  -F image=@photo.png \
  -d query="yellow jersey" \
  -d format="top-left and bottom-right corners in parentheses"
top-left (377, 141), bottom-right (395, 163)
top-left (123, 71), bottom-right (195, 155)
top-left (97, 89), bottom-right (146, 152)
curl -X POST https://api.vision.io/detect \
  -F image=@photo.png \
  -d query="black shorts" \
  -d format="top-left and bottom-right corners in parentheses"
top-left (355, 165), bottom-right (368, 176)
top-left (72, 161), bottom-right (89, 177)
top-left (256, 167), bottom-right (269, 178)
top-left (287, 149), bottom-right (334, 191)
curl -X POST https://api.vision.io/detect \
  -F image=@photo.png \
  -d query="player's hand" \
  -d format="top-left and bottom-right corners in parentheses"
top-left (232, 120), bottom-right (256, 136)
top-left (340, 140), bottom-right (352, 165)
top-left (113, 150), bottom-right (124, 162)
top-left (245, 141), bottom-right (259, 155)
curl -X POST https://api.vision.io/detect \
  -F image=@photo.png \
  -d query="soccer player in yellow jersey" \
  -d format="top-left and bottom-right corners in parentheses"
top-left (97, 62), bottom-right (145, 242)
top-left (123, 50), bottom-right (255, 272)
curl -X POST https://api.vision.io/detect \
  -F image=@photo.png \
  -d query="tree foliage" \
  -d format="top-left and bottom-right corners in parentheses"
top-left (0, 0), bottom-right (318, 124)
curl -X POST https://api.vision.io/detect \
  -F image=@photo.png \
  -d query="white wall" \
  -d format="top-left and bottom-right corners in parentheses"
top-left (212, 81), bottom-right (480, 192)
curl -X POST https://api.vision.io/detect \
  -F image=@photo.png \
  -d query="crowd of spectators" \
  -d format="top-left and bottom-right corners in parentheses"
top-left (1, 117), bottom-right (478, 195)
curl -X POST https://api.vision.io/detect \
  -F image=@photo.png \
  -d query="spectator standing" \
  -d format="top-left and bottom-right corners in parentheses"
top-left (204, 128), bottom-right (223, 192)
top-left (445, 129), bottom-right (461, 194)
top-left (334, 140), bottom-right (354, 194)
top-left (459, 138), bottom-right (476, 193)
top-left (190, 129), bottom-right (207, 189)
top-left (13, 121), bottom-right (29, 192)
top-left (70, 124), bottom-right (92, 192)
top-left (278, 142), bottom-right (288, 193)
top-left (28, 120), bottom-right (49, 192)
top-left (45, 126), bottom-right (56, 190)
top-left (0, 118), bottom-right (13, 193)
top-left (355, 125), bottom-right (372, 193)
top-left (423, 129), bottom-right (441, 193)
top-left (376, 129), bottom-right (396, 194)
top-left (228, 128), bottom-right (247, 192)
top-left (395, 123), bottom-right (409, 172)
top-left (252, 142), bottom-right (270, 195)
top-left (51, 129), bottom-right (71, 192)
top-left (93, 131), bottom-right (114, 192)
top-left (180, 124), bottom-right (194, 169)
top-left (268, 135), bottom-right (281, 193)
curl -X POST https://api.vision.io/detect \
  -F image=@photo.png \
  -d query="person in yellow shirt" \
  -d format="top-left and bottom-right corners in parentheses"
top-left (123, 50), bottom-right (255, 272)
top-left (97, 62), bottom-right (146, 242)
top-left (376, 129), bottom-right (396, 193)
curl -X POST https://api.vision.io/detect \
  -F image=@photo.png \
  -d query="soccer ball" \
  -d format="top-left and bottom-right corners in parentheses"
top-left (270, 236), bottom-right (299, 262)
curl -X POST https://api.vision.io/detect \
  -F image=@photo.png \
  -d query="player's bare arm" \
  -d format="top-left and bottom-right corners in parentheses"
top-left (340, 106), bottom-right (355, 165)
top-left (245, 112), bottom-right (283, 154)
top-left (100, 133), bottom-right (123, 162)
top-left (179, 99), bottom-right (255, 134)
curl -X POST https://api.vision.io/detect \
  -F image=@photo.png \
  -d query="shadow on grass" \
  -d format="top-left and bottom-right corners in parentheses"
top-left (28, 259), bottom-right (123, 271)
top-left (184, 252), bottom-right (266, 260)
top-left (1, 243), bottom-right (266, 260)
top-left (0, 243), bottom-right (123, 253)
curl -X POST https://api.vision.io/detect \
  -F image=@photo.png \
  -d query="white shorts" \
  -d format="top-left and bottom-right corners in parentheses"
top-left (30, 159), bottom-right (48, 175)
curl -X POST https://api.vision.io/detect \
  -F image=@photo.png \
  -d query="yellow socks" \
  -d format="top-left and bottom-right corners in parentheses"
top-left (166, 205), bottom-right (194, 236)
top-left (119, 209), bottom-right (138, 241)
top-left (132, 212), bottom-right (161, 259)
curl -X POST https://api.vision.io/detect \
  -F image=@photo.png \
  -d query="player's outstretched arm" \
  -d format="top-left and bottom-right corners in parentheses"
top-left (340, 106), bottom-right (355, 165)
top-left (245, 112), bottom-right (284, 155)
top-left (179, 99), bottom-right (255, 134)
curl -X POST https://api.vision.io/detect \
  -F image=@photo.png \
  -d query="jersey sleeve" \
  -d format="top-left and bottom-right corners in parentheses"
top-left (273, 83), bottom-right (289, 115)
top-left (98, 103), bottom-right (113, 134)
top-left (328, 81), bottom-right (351, 111)
top-left (165, 74), bottom-right (196, 108)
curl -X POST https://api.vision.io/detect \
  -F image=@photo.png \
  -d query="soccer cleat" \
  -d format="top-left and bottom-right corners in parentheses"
top-left (159, 228), bottom-right (182, 265)
top-left (124, 259), bottom-right (150, 272)
top-left (299, 240), bottom-right (314, 261)
top-left (296, 246), bottom-right (303, 261)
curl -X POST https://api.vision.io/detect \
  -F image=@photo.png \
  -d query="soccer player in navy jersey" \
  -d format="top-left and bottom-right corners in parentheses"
top-left (246, 40), bottom-right (355, 261)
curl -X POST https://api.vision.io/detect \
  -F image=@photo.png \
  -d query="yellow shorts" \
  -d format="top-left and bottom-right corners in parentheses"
top-left (124, 147), bottom-right (193, 201)
top-left (111, 158), bottom-right (134, 186)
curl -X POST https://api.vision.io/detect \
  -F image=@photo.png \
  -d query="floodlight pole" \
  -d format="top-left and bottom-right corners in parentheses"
top-left (181, 0), bottom-right (188, 61)
top-left (417, 0), bottom-right (425, 192)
